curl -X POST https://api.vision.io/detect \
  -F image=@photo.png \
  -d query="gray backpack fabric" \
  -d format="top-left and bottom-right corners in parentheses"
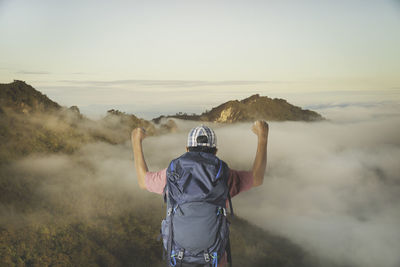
top-left (161, 151), bottom-right (233, 267)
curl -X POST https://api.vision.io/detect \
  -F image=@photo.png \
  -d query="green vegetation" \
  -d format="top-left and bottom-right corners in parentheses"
top-left (0, 111), bottom-right (89, 163)
top-left (0, 216), bottom-right (160, 267)
top-left (0, 157), bottom-right (314, 267)
top-left (0, 216), bottom-right (313, 267)
top-left (0, 80), bottom-right (60, 113)
top-left (0, 81), bottom-right (171, 163)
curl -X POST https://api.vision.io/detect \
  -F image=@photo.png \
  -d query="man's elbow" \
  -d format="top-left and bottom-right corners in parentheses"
top-left (137, 173), bottom-right (147, 190)
top-left (138, 183), bottom-right (147, 190)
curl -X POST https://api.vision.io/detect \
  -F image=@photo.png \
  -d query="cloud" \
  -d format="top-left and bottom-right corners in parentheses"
top-left (307, 102), bottom-right (385, 110)
top-left (16, 70), bottom-right (51, 75)
top-left (313, 101), bottom-right (400, 122)
top-left (0, 141), bottom-right (157, 227)
top-left (38, 84), bottom-right (270, 119)
top-left (70, 72), bottom-right (89, 75)
top-left (214, 105), bottom-right (400, 267)
top-left (58, 79), bottom-right (280, 88)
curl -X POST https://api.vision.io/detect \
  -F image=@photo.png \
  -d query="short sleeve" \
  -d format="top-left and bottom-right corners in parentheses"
top-left (228, 169), bottom-right (253, 198)
top-left (144, 168), bottom-right (167, 195)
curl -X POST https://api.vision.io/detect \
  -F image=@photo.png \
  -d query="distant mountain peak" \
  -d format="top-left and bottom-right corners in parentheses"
top-left (241, 93), bottom-right (260, 103)
top-left (210, 94), bottom-right (324, 122)
top-left (154, 94), bottom-right (324, 123)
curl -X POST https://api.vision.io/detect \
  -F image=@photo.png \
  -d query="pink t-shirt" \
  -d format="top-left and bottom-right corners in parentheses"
top-left (144, 168), bottom-right (253, 267)
top-left (145, 168), bottom-right (253, 198)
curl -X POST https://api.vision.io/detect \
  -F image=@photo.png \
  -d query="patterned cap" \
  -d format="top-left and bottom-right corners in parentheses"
top-left (187, 125), bottom-right (217, 148)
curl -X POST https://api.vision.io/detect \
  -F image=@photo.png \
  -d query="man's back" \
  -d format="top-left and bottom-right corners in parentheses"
top-left (132, 121), bottom-right (269, 266)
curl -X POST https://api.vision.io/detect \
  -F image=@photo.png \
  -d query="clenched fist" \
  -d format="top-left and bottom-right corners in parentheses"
top-left (252, 120), bottom-right (269, 141)
top-left (131, 127), bottom-right (146, 143)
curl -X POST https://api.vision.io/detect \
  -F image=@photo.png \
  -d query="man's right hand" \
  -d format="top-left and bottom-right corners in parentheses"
top-left (131, 127), bottom-right (146, 143)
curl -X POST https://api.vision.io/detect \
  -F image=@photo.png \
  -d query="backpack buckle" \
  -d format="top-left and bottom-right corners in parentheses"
top-left (204, 252), bottom-right (210, 262)
top-left (177, 250), bottom-right (184, 260)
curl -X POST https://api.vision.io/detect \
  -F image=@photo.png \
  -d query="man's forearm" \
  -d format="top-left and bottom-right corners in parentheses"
top-left (252, 136), bottom-right (267, 187)
top-left (132, 138), bottom-right (148, 190)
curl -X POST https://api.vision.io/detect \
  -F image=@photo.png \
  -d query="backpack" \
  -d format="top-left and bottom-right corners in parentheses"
top-left (161, 151), bottom-right (234, 267)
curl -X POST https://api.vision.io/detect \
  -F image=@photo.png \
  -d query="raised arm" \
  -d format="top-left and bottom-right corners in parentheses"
top-left (131, 128), bottom-right (149, 190)
top-left (251, 120), bottom-right (269, 187)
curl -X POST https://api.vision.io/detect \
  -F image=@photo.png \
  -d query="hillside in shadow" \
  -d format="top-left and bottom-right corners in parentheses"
top-left (0, 81), bottom-right (175, 163)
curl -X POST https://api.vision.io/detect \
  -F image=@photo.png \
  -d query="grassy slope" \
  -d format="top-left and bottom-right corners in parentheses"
top-left (0, 160), bottom-right (315, 267)
top-left (0, 217), bottom-right (313, 267)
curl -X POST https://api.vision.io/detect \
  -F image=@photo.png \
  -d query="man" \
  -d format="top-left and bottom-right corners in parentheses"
top-left (132, 120), bottom-right (269, 266)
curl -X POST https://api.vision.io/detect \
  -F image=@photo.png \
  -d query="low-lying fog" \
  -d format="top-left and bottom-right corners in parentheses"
top-left (2, 102), bottom-right (399, 267)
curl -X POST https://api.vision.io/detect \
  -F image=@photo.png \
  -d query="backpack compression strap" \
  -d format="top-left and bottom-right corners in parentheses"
top-left (226, 170), bottom-right (233, 267)
top-left (166, 208), bottom-right (174, 267)
top-left (227, 191), bottom-right (234, 217)
top-left (226, 236), bottom-right (232, 267)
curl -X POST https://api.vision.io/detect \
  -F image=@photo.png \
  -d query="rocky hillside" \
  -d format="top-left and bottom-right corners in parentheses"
top-left (153, 94), bottom-right (324, 123)
top-left (0, 81), bottom-right (169, 162)
top-left (0, 80), bottom-right (60, 114)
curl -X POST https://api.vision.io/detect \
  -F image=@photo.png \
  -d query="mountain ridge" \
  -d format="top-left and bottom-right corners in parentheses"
top-left (153, 93), bottom-right (324, 123)
top-left (0, 80), bottom-right (324, 162)
top-left (0, 81), bottom-right (161, 162)
top-left (1, 80), bottom-right (324, 124)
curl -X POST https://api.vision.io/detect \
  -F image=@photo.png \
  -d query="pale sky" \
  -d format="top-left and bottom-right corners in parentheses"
top-left (1, 0), bottom-right (399, 118)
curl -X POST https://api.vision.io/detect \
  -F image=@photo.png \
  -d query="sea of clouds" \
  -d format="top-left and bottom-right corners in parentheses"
top-left (216, 103), bottom-right (400, 267)
top-left (2, 101), bottom-right (399, 267)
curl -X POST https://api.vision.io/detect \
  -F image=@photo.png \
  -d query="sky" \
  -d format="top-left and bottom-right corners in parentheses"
top-left (1, 0), bottom-right (400, 118)
top-left (1, 2), bottom-right (400, 265)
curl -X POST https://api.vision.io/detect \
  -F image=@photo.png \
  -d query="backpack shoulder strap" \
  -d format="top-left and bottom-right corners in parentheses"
top-left (164, 159), bottom-right (177, 203)
top-left (220, 159), bottom-right (234, 216)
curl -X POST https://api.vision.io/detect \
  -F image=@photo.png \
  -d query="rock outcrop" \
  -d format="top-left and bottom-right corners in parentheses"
top-left (153, 94), bottom-right (324, 123)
